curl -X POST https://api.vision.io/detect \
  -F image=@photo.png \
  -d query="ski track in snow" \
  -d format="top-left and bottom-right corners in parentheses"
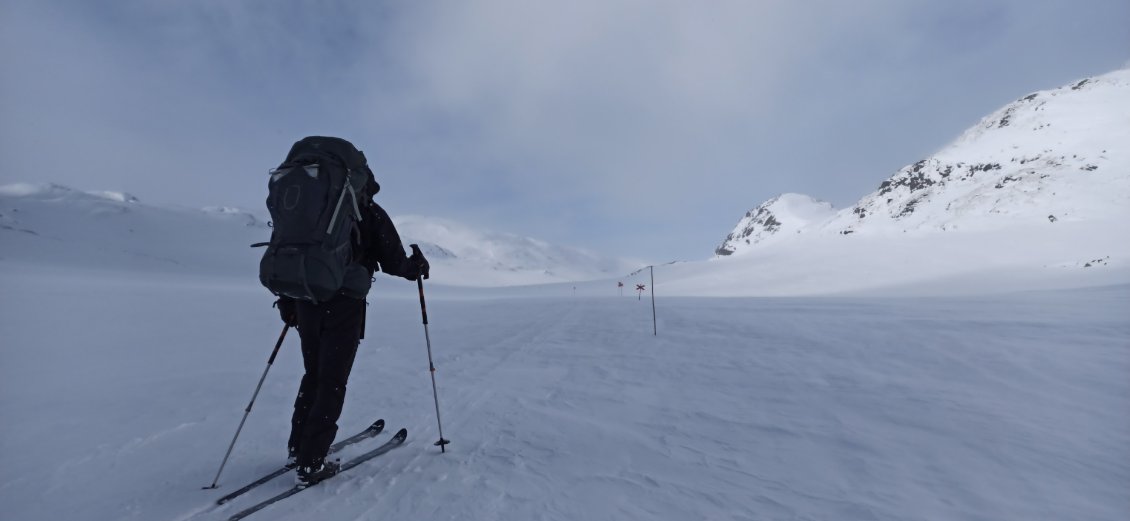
top-left (1, 267), bottom-right (1128, 521)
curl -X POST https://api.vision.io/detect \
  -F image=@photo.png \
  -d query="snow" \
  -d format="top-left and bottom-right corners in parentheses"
top-left (0, 183), bottom-right (267, 276)
top-left (0, 182), bottom-right (141, 204)
top-left (715, 193), bottom-right (836, 256)
top-left (1, 68), bottom-right (1128, 521)
top-left (0, 182), bottom-right (58, 197)
top-left (715, 68), bottom-right (1129, 258)
top-left (0, 183), bottom-right (638, 286)
top-left (0, 266), bottom-right (1126, 521)
top-left (88, 191), bottom-right (141, 204)
top-left (394, 214), bottom-right (639, 286)
top-left (659, 220), bottom-right (1129, 297)
top-left (820, 68), bottom-right (1130, 235)
top-left (696, 69), bottom-right (1130, 296)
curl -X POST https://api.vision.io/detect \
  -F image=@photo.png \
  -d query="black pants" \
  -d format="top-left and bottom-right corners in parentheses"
top-left (287, 294), bottom-right (365, 467)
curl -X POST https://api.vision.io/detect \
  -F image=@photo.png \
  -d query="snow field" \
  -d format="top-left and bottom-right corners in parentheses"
top-left (0, 267), bottom-right (1127, 520)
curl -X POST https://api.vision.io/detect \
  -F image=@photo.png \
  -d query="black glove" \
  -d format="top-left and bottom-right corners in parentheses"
top-left (274, 297), bottom-right (298, 327)
top-left (408, 244), bottom-right (430, 281)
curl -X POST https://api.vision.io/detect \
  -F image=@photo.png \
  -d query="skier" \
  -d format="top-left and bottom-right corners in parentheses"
top-left (272, 139), bottom-right (429, 488)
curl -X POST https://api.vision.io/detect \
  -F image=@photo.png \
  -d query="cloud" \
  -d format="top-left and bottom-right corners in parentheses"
top-left (354, 1), bottom-right (916, 210)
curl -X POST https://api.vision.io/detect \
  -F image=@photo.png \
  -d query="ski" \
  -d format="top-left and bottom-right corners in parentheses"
top-left (227, 428), bottom-right (408, 521)
top-left (215, 419), bottom-right (385, 505)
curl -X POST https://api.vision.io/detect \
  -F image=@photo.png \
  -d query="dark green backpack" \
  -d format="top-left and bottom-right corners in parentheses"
top-left (259, 136), bottom-right (373, 303)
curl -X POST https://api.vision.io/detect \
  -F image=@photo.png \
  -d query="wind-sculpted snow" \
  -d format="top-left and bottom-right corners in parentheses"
top-left (0, 268), bottom-right (1126, 520)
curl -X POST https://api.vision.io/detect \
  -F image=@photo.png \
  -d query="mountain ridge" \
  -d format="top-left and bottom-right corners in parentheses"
top-left (715, 193), bottom-right (835, 256)
top-left (716, 68), bottom-right (1129, 255)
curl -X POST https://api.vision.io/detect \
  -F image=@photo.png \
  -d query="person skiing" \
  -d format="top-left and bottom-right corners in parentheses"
top-left (269, 137), bottom-right (429, 488)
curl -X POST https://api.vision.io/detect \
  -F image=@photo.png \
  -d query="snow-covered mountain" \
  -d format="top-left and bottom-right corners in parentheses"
top-left (714, 194), bottom-right (835, 256)
top-left (395, 215), bottom-right (636, 285)
top-left (0, 183), bottom-right (636, 286)
top-left (694, 68), bottom-right (1129, 295)
top-left (0, 183), bottom-right (270, 276)
top-left (716, 68), bottom-right (1128, 253)
top-left (822, 69), bottom-right (1129, 236)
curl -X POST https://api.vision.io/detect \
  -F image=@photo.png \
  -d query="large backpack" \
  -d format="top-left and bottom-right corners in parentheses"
top-left (258, 136), bottom-right (373, 303)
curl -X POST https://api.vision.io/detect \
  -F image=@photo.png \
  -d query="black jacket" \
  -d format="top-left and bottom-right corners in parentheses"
top-left (356, 199), bottom-right (416, 280)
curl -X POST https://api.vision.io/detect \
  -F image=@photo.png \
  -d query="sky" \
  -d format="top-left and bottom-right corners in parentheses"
top-left (1, 0), bottom-right (1127, 262)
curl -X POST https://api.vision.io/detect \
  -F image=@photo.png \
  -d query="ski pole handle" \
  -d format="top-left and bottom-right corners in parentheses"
top-left (409, 243), bottom-right (429, 280)
top-left (267, 323), bottom-right (289, 365)
top-left (410, 244), bottom-right (429, 325)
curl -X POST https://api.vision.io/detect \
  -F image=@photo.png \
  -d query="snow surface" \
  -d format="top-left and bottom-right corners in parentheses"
top-left (0, 266), bottom-right (1126, 521)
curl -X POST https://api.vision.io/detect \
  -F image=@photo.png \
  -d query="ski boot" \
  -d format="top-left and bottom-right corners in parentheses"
top-left (295, 459), bottom-right (340, 488)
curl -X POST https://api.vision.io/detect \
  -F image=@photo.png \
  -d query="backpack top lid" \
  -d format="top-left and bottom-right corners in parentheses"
top-left (284, 136), bottom-right (380, 196)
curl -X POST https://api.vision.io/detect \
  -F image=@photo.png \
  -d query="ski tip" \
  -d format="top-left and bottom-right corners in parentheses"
top-left (370, 419), bottom-right (385, 431)
top-left (393, 428), bottom-right (408, 442)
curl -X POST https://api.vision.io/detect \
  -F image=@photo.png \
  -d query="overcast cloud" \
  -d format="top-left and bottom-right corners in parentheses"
top-left (1, 0), bottom-right (1127, 261)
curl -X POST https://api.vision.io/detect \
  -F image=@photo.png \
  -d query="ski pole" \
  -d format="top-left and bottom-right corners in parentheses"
top-left (204, 324), bottom-right (290, 489)
top-left (650, 265), bottom-right (657, 336)
top-left (411, 245), bottom-right (451, 452)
